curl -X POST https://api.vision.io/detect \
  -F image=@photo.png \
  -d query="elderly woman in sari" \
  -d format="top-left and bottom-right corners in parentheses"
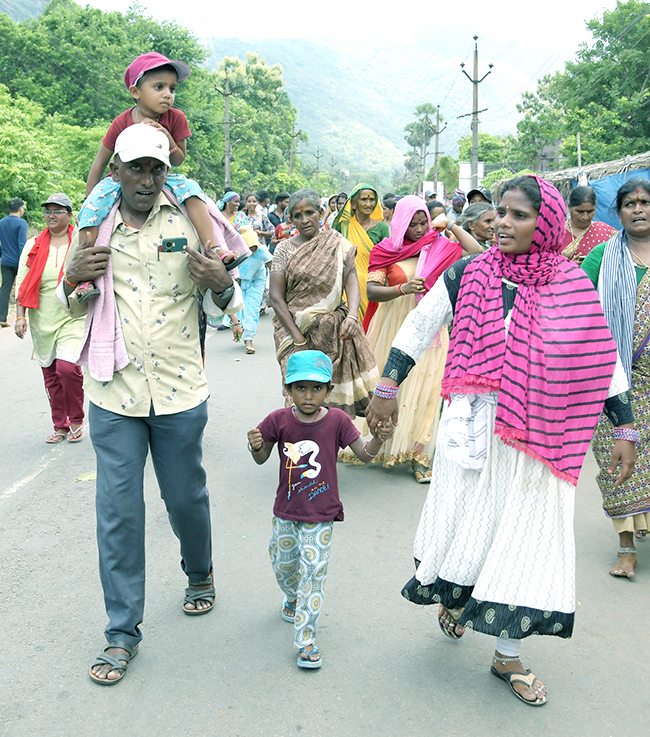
top-left (270, 189), bottom-right (379, 417)
top-left (458, 202), bottom-right (496, 250)
top-left (583, 177), bottom-right (650, 577)
top-left (333, 184), bottom-right (390, 321)
top-left (561, 185), bottom-right (617, 264)
top-left (367, 176), bottom-right (636, 706)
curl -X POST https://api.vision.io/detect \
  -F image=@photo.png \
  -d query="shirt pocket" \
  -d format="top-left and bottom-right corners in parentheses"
top-left (151, 250), bottom-right (194, 300)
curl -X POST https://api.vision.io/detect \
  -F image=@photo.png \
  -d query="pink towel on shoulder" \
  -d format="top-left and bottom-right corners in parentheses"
top-left (76, 200), bottom-right (130, 382)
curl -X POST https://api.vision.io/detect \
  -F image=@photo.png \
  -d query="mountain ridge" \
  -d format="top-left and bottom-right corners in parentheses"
top-left (207, 31), bottom-right (561, 186)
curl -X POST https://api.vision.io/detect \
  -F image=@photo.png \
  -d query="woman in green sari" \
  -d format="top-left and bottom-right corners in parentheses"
top-left (333, 184), bottom-right (390, 321)
top-left (582, 177), bottom-right (650, 579)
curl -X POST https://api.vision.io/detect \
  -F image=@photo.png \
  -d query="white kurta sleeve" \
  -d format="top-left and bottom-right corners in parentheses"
top-left (391, 277), bottom-right (453, 364)
top-left (607, 351), bottom-right (630, 398)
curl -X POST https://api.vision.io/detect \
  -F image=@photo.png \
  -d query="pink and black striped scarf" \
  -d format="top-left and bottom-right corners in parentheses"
top-left (441, 176), bottom-right (618, 484)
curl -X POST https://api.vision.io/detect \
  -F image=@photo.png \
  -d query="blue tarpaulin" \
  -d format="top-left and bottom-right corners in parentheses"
top-left (571, 169), bottom-right (650, 228)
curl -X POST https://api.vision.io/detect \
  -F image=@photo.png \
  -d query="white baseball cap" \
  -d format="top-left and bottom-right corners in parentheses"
top-left (114, 124), bottom-right (170, 167)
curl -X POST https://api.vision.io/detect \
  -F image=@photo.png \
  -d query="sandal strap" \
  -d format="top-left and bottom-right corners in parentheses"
top-left (184, 586), bottom-right (216, 604)
top-left (618, 547), bottom-right (637, 555)
top-left (500, 669), bottom-right (537, 689)
top-left (299, 646), bottom-right (320, 657)
top-left (92, 653), bottom-right (130, 672)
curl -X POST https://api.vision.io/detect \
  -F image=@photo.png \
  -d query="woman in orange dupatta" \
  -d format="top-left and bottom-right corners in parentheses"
top-left (333, 184), bottom-right (390, 321)
top-left (270, 189), bottom-right (379, 417)
top-left (14, 194), bottom-right (86, 443)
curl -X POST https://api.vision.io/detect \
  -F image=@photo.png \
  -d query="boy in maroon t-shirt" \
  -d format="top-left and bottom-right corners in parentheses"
top-left (247, 350), bottom-right (392, 669)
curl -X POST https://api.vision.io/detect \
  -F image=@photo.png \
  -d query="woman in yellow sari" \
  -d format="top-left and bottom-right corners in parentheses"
top-left (333, 184), bottom-right (390, 321)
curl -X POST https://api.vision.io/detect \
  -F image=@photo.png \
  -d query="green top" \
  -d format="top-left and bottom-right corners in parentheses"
top-left (17, 238), bottom-right (86, 367)
top-left (367, 221), bottom-right (390, 245)
top-left (581, 241), bottom-right (647, 287)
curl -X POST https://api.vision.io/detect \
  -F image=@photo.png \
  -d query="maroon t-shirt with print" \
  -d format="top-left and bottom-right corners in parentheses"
top-left (258, 407), bottom-right (360, 523)
top-left (102, 107), bottom-right (192, 151)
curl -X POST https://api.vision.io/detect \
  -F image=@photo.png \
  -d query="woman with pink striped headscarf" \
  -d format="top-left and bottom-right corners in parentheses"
top-left (367, 176), bottom-right (637, 707)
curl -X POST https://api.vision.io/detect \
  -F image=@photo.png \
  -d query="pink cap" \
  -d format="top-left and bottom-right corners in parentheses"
top-left (124, 52), bottom-right (191, 90)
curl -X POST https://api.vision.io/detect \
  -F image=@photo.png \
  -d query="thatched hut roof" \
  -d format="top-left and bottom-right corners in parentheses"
top-left (492, 151), bottom-right (650, 203)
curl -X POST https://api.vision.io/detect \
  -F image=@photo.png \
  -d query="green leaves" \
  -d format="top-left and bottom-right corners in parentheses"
top-left (513, 0), bottom-right (650, 169)
top-left (0, 1), bottom-right (303, 202)
top-left (0, 85), bottom-right (104, 222)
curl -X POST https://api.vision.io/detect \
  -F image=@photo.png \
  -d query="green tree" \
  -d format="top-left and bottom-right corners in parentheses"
top-left (0, 85), bottom-right (104, 220)
top-left (426, 155), bottom-right (458, 197)
top-left (0, 2), bottom-right (305, 198)
top-left (457, 132), bottom-right (519, 167)
top-left (216, 54), bottom-right (304, 194)
top-left (514, 0), bottom-right (650, 168)
top-left (403, 104), bottom-right (438, 193)
top-left (0, 0), bottom-right (206, 127)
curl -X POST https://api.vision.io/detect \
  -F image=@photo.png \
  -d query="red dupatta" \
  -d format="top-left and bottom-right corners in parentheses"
top-left (363, 195), bottom-right (461, 330)
top-left (17, 224), bottom-right (74, 309)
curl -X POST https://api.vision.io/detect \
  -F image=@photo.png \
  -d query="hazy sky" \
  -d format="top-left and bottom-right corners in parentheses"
top-left (83, 1), bottom-right (619, 60)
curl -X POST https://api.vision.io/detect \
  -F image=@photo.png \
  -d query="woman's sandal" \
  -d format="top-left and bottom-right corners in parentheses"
top-left (412, 465), bottom-right (432, 484)
top-left (281, 597), bottom-right (296, 623)
top-left (67, 423), bottom-right (84, 442)
top-left (490, 655), bottom-right (548, 707)
top-left (438, 605), bottom-right (465, 640)
top-left (245, 341), bottom-right (256, 355)
top-left (297, 646), bottom-right (322, 669)
top-left (89, 641), bottom-right (138, 685)
top-left (610, 546), bottom-right (637, 579)
top-left (183, 570), bottom-right (216, 615)
top-left (45, 428), bottom-right (67, 444)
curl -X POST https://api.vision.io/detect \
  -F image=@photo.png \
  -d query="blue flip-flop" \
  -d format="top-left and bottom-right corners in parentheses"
top-left (281, 597), bottom-right (296, 623)
top-left (297, 646), bottom-right (322, 669)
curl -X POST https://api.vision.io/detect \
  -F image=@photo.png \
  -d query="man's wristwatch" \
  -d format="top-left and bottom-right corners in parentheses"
top-left (214, 282), bottom-right (235, 302)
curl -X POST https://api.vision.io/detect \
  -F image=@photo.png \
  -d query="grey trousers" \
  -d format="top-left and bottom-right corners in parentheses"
top-left (89, 400), bottom-right (212, 647)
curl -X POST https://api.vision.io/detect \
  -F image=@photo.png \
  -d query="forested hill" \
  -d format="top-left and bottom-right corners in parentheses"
top-left (208, 33), bottom-right (556, 182)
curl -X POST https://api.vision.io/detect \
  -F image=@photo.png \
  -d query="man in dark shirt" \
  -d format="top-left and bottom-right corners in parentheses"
top-left (269, 192), bottom-right (290, 230)
top-left (0, 198), bottom-right (28, 326)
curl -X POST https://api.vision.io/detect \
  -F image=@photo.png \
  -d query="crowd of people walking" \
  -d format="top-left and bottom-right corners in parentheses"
top-left (1, 48), bottom-right (648, 708)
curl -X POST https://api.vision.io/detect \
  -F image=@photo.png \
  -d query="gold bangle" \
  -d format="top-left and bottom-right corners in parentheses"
top-left (64, 274), bottom-right (77, 287)
top-left (294, 339), bottom-right (307, 346)
top-left (15, 317), bottom-right (27, 322)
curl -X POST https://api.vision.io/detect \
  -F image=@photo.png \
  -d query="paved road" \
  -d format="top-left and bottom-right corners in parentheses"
top-left (0, 315), bottom-right (648, 737)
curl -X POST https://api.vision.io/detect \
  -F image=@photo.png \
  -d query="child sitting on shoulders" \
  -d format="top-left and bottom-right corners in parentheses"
top-left (247, 350), bottom-right (392, 669)
top-left (76, 51), bottom-right (232, 303)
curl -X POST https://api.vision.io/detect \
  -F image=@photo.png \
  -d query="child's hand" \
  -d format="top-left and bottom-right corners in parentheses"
top-left (218, 249), bottom-right (236, 264)
top-left (247, 429), bottom-right (264, 451)
top-left (140, 118), bottom-right (165, 132)
top-left (140, 119), bottom-right (176, 148)
top-left (374, 420), bottom-right (394, 442)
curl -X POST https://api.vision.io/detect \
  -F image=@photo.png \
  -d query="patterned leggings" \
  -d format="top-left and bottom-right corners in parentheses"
top-left (269, 517), bottom-right (333, 649)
